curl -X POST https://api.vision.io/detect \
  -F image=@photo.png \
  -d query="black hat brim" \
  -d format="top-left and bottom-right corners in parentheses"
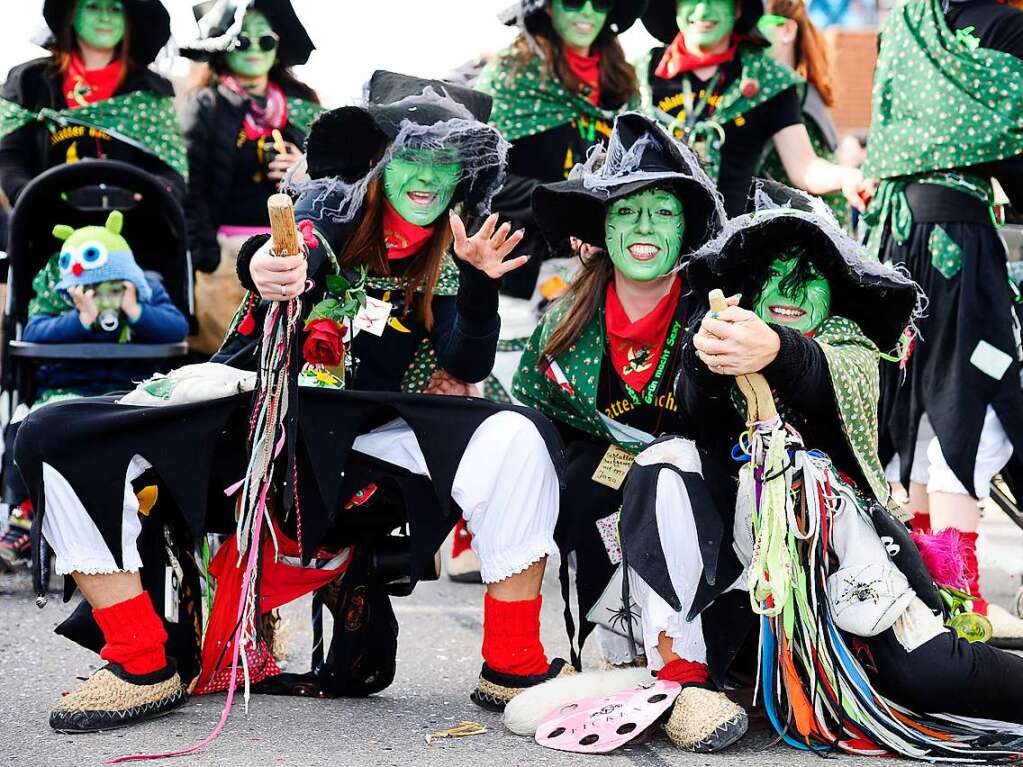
top-left (532, 175), bottom-right (721, 256)
top-left (500, 0), bottom-right (649, 35)
top-left (43, 0), bottom-right (170, 65)
top-left (641, 0), bottom-right (764, 44)
top-left (181, 0), bottom-right (314, 67)
top-left (686, 209), bottom-right (918, 351)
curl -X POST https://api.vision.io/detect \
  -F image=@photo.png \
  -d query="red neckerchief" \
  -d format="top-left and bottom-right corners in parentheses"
top-left (605, 277), bottom-right (682, 393)
top-left (655, 33), bottom-right (742, 80)
top-left (382, 199), bottom-right (435, 260)
top-left (564, 47), bottom-right (602, 105)
top-left (220, 74), bottom-right (289, 139)
top-left (63, 54), bottom-right (122, 108)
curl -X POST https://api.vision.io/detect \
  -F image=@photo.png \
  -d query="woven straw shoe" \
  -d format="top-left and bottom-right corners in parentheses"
top-left (50, 661), bottom-right (187, 733)
top-left (665, 687), bottom-right (748, 753)
top-left (470, 658), bottom-right (575, 712)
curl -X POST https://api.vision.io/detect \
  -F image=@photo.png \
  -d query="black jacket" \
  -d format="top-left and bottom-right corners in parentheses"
top-left (214, 193), bottom-right (502, 392)
top-left (0, 57), bottom-right (184, 206)
top-left (179, 79), bottom-right (314, 272)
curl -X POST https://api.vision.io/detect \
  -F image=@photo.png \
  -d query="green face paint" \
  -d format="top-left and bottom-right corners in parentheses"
top-left (757, 14), bottom-right (789, 55)
top-left (383, 147), bottom-right (463, 226)
top-left (93, 280), bottom-right (126, 332)
top-left (73, 0), bottom-right (125, 51)
top-left (226, 10), bottom-right (277, 79)
top-left (604, 188), bottom-right (685, 282)
top-left (754, 252), bottom-right (832, 334)
top-left (551, 0), bottom-right (610, 51)
top-left (675, 0), bottom-right (737, 52)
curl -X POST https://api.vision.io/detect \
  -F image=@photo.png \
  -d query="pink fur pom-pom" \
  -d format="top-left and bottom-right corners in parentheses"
top-left (912, 528), bottom-right (968, 590)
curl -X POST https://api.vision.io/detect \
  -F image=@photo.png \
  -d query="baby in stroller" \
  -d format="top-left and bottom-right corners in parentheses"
top-left (0, 211), bottom-right (187, 569)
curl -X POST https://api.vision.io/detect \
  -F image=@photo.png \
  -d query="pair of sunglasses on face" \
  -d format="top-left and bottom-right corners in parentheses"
top-left (229, 32), bottom-right (279, 52)
top-left (560, 0), bottom-right (616, 12)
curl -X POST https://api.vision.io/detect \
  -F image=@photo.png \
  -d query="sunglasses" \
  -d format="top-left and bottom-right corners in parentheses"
top-left (230, 33), bottom-right (279, 53)
top-left (560, 0), bottom-right (616, 12)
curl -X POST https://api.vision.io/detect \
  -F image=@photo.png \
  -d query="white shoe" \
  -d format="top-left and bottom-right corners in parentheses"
top-left (441, 521), bottom-right (482, 583)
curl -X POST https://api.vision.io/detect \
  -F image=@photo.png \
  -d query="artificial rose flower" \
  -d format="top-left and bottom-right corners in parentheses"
top-left (303, 318), bottom-right (344, 367)
top-left (741, 78), bottom-right (759, 99)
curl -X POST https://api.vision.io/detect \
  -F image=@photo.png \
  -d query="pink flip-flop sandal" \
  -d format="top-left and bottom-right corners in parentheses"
top-left (533, 680), bottom-right (682, 753)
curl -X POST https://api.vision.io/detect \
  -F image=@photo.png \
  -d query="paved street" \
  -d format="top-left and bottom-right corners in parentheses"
top-left (2, 513), bottom-right (1021, 767)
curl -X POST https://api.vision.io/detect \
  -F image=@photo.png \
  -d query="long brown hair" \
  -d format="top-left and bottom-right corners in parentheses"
top-left (540, 251), bottom-right (613, 366)
top-left (765, 0), bottom-right (834, 106)
top-left (343, 176), bottom-right (453, 331)
top-left (510, 7), bottom-right (638, 108)
top-left (49, 4), bottom-right (134, 89)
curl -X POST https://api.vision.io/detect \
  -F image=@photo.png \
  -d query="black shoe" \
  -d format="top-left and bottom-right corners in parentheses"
top-left (49, 661), bottom-right (187, 733)
top-left (470, 658), bottom-right (574, 712)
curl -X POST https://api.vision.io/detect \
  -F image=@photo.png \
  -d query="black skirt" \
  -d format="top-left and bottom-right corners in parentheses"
top-left (879, 183), bottom-right (1023, 497)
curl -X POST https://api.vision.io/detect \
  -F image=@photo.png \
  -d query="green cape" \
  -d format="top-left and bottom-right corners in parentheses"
top-left (285, 97), bottom-right (326, 135)
top-left (863, 0), bottom-right (1023, 182)
top-left (0, 90), bottom-right (188, 181)
top-left (476, 45), bottom-right (632, 143)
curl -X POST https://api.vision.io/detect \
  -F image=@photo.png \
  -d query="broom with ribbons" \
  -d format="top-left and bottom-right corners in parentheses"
top-left (708, 289), bottom-right (1023, 762)
top-left (110, 195), bottom-right (305, 764)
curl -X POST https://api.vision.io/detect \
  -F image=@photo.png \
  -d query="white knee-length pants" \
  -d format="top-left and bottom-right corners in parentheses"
top-left (40, 411), bottom-right (560, 584)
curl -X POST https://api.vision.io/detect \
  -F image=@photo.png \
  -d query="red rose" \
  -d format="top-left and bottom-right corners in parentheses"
top-left (303, 318), bottom-right (344, 367)
top-left (741, 78), bottom-right (759, 99)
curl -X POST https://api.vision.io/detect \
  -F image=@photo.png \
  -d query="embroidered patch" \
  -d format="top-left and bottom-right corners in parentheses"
top-left (970, 340), bottom-right (1013, 380)
top-left (929, 226), bottom-right (963, 279)
top-left (595, 511), bottom-right (622, 565)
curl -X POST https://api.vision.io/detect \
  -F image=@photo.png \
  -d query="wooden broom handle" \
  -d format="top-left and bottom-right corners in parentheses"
top-left (708, 289), bottom-right (778, 423)
top-left (267, 193), bottom-right (301, 257)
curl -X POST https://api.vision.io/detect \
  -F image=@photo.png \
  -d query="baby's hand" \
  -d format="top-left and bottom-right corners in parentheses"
top-left (120, 281), bottom-right (141, 322)
top-left (68, 286), bottom-right (98, 328)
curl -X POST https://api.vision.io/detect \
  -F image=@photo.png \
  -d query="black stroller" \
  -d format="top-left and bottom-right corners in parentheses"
top-left (1, 159), bottom-right (193, 411)
top-left (0, 160), bottom-right (193, 573)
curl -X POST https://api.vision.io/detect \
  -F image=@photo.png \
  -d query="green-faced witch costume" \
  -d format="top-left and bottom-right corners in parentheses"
top-left (596, 181), bottom-right (1023, 760)
top-left (14, 70), bottom-right (569, 745)
top-left (865, 0), bottom-right (1023, 515)
top-left (0, 0), bottom-right (185, 206)
top-left (476, 0), bottom-right (648, 299)
top-left (512, 112), bottom-right (726, 676)
top-left (638, 0), bottom-right (804, 215)
top-left (177, 0), bottom-right (326, 353)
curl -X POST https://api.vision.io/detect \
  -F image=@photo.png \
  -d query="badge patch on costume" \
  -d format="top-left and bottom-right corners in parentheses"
top-left (592, 445), bottom-right (635, 490)
top-left (595, 511), bottom-right (622, 565)
top-left (352, 296), bottom-right (392, 337)
top-left (164, 566), bottom-right (179, 624)
top-left (929, 226), bottom-right (963, 279)
top-left (970, 340), bottom-right (1013, 380)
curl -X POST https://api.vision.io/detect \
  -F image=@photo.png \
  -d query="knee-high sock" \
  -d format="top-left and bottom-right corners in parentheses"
top-left (93, 592), bottom-right (168, 676)
top-left (482, 593), bottom-right (548, 676)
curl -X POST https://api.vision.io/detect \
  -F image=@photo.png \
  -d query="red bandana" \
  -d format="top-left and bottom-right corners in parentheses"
top-left (564, 47), bottom-right (602, 105)
top-left (382, 199), bottom-right (435, 260)
top-left (605, 277), bottom-right (682, 393)
top-left (63, 54), bottom-right (122, 108)
top-left (655, 33), bottom-right (742, 80)
top-left (220, 75), bottom-right (290, 140)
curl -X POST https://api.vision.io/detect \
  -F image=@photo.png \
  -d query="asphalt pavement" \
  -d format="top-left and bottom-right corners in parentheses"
top-left (2, 512), bottom-right (1021, 767)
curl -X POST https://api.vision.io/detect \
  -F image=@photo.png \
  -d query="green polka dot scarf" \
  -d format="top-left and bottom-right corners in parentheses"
top-left (864, 0), bottom-right (1023, 182)
top-left (477, 46), bottom-right (630, 143)
top-left (285, 98), bottom-right (326, 136)
top-left (0, 91), bottom-right (188, 181)
top-left (862, 0), bottom-right (1023, 261)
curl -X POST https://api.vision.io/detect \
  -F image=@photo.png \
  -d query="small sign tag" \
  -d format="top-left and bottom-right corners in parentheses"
top-left (352, 296), bottom-right (392, 337)
top-left (591, 445), bottom-right (635, 490)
